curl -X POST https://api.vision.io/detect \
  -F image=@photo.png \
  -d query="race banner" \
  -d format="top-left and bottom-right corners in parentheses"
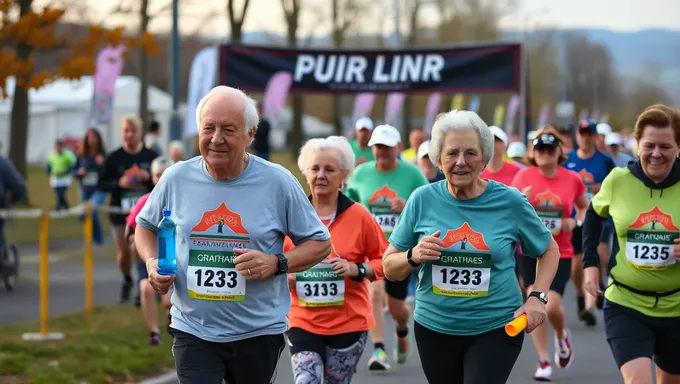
top-left (88, 45), bottom-right (125, 129)
top-left (219, 43), bottom-right (521, 94)
top-left (184, 47), bottom-right (218, 138)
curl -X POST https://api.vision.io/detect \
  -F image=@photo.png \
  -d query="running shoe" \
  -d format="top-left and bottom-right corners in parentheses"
top-left (120, 279), bottom-right (133, 303)
top-left (554, 328), bottom-right (574, 369)
top-left (533, 361), bottom-right (552, 381)
top-left (580, 307), bottom-right (597, 326)
top-left (395, 336), bottom-right (410, 364)
top-left (367, 348), bottom-right (391, 371)
top-left (148, 331), bottom-right (161, 346)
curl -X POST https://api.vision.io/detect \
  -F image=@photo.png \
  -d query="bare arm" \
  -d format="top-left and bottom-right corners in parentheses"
top-left (574, 195), bottom-right (589, 222)
top-left (532, 238), bottom-right (560, 293)
top-left (286, 239), bottom-right (331, 273)
top-left (383, 245), bottom-right (414, 281)
top-left (134, 226), bottom-right (158, 264)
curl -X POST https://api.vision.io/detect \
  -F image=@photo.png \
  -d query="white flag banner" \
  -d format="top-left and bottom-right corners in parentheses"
top-left (184, 47), bottom-right (218, 138)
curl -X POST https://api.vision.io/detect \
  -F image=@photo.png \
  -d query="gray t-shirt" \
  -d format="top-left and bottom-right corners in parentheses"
top-left (136, 154), bottom-right (330, 343)
top-left (613, 151), bottom-right (635, 168)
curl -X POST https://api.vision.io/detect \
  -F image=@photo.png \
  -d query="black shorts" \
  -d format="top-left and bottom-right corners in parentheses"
top-left (603, 300), bottom-right (680, 374)
top-left (571, 226), bottom-right (583, 255)
top-left (170, 328), bottom-right (285, 384)
top-left (385, 277), bottom-right (410, 300)
top-left (519, 256), bottom-right (572, 296)
top-left (136, 259), bottom-right (148, 283)
top-left (414, 321), bottom-right (523, 384)
top-left (286, 327), bottom-right (365, 361)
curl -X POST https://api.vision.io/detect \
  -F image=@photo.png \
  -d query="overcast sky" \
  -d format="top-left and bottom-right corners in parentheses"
top-left (84, 0), bottom-right (680, 37)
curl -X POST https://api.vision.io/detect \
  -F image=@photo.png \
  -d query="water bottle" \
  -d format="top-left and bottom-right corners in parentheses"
top-left (157, 209), bottom-right (177, 275)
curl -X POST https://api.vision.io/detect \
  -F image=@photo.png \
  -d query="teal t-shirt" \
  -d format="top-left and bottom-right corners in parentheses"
top-left (350, 140), bottom-right (374, 164)
top-left (389, 180), bottom-right (553, 336)
top-left (346, 160), bottom-right (429, 237)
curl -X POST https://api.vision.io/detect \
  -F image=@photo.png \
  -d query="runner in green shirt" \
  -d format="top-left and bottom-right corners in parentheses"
top-left (582, 104), bottom-right (680, 384)
top-left (346, 124), bottom-right (429, 372)
top-left (350, 117), bottom-right (375, 165)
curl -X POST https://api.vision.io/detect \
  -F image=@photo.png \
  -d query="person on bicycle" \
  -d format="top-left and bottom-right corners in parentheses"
top-left (0, 153), bottom-right (27, 267)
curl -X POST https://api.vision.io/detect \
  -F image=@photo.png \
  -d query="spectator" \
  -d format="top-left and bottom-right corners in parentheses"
top-left (252, 104), bottom-right (271, 160)
top-left (0, 153), bottom-right (27, 260)
top-left (75, 128), bottom-right (107, 246)
top-left (47, 138), bottom-right (77, 210)
top-left (145, 120), bottom-right (164, 156)
top-left (168, 140), bottom-right (185, 163)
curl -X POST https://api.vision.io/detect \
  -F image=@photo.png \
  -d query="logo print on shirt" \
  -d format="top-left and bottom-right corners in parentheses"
top-left (369, 185), bottom-right (397, 204)
top-left (191, 202), bottom-right (249, 235)
top-left (441, 223), bottom-right (491, 252)
top-left (533, 190), bottom-right (563, 208)
top-left (579, 169), bottom-right (595, 185)
top-left (629, 207), bottom-right (678, 232)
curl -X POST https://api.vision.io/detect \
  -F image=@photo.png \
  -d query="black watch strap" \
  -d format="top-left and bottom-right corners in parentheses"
top-left (274, 253), bottom-right (288, 276)
top-left (407, 248), bottom-right (421, 267)
top-left (528, 291), bottom-right (548, 304)
top-left (351, 263), bottom-right (366, 282)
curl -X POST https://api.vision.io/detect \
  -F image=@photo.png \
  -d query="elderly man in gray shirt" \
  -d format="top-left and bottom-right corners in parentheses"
top-left (135, 86), bottom-right (331, 384)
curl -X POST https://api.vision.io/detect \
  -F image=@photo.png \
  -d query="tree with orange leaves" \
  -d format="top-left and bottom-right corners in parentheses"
top-left (0, 0), bottom-right (161, 177)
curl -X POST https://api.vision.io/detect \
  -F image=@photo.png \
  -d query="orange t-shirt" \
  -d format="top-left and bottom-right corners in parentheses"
top-left (284, 199), bottom-right (386, 336)
top-left (481, 161), bottom-right (522, 186)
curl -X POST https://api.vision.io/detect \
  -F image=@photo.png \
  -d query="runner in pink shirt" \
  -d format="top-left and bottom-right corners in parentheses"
top-left (480, 126), bottom-right (522, 185)
top-left (511, 126), bottom-right (589, 381)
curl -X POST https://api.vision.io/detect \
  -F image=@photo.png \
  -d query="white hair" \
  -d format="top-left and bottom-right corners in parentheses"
top-left (168, 140), bottom-right (185, 154)
top-left (195, 86), bottom-right (260, 133)
top-left (297, 136), bottom-right (356, 182)
top-left (121, 115), bottom-right (143, 132)
top-left (151, 155), bottom-right (175, 175)
top-left (429, 110), bottom-right (494, 167)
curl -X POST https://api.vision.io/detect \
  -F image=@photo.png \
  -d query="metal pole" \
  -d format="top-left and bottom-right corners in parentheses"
top-left (169, 0), bottom-right (183, 141)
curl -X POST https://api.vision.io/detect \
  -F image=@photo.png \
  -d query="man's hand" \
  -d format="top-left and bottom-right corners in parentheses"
top-left (233, 249), bottom-right (279, 280)
top-left (146, 259), bottom-right (175, 295)
top-left (391, 197), bottom-right (406, 213)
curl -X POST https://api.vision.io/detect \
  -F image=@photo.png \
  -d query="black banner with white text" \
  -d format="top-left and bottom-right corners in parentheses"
top-left (219, 43), bottom-right (521, 94)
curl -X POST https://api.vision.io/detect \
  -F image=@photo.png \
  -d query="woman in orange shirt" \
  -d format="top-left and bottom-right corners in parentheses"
top-left (284, 136), bottom-right (386, 384)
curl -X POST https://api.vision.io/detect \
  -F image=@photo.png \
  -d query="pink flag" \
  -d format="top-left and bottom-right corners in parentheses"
top-left (384, 92), bottom-right (405, 125)
top-left (536, 103), bottom-right (551, 129)
top-left (423, 92), bottom-right (441, 134)
top-left (263, 71), bottom-right (293, 117)
top-left (351, 93), bottom-right (376, 122)
top-left (590, 110), bottom-right (600, 122)
top-left (88, 45), bottom-right (126, 128)
top-left (504, 94), bottom-right (521, 135)
top-left (578, 109), bottom-right (589, 122)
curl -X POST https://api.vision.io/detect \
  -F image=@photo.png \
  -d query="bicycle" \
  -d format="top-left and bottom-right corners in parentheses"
top-left (0, 214), bottom-right (19, 292)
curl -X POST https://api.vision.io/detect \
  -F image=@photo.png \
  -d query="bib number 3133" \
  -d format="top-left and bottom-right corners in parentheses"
top-left (432, 251), bottom-right (492, 297)
top-left (187, 250), bottom-right (246, 301)
top-left (296, 262), bottom-right (345, 307)
top-left (626, 229), bottom-right (678, 271)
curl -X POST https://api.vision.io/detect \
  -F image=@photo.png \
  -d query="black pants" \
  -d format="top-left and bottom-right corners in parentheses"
top-left (414, 321), bottom-right (523, 384)
top-left (171, 328), bottom-right (285, 384)
top-left (55, 187), bottom-right (69, 210)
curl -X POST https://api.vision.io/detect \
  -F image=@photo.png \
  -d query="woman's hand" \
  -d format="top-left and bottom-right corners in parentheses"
top-left (412, 231), bottom-right (444, 264)
top-left (331, 258), bottom-right (358, 277)
top-left (561, 218), bottom-right (576, 234)
top-left (584, 266), bottom-right (602, 297)
top-left (514, 297), bottom-right (547, 333)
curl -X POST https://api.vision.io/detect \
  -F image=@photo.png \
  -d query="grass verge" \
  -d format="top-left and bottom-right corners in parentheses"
top-left (12, 152), bottom-right (306, 245)
top-left (0, 305), bottom-right (174, 384)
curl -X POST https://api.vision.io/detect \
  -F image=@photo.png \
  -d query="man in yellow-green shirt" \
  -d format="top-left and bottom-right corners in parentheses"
top-left (400, 128), bottom-right (428, 164)
top-left (47, 138), bottom-right (77, 210)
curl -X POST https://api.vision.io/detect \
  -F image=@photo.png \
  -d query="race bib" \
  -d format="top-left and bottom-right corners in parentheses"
top-left (187, 249), bottom-right (246, 301)
top-left (369, 204), bottom-right (398, 234)
top-left (121, 191), bottom-right (145, 211)
top-left (626, 229), bottom-right (678, 271)
top-left (82, 172), bottom-right (99, 187)
top-left (432, 251), bottom-right (492, 297)
top-left (536, 207), bottom-right (563, 236)
top-left (296, 260), bottom-right (345, 307)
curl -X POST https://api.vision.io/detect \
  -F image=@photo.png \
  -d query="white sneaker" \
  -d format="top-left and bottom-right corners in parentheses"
top-left (533, 361), bottom-right (552, 382)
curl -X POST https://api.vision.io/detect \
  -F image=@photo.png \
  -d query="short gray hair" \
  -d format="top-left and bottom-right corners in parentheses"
top-left (151, 155), bottom-right (175, 175)
top-left (297, 136), bottom-right (356, 182)
top-left (168, 140), bottom-right (185, 154)
top-left (429, 110), bottom-right (494, 167)
top-left (195, 86), bottom-right (260, 133)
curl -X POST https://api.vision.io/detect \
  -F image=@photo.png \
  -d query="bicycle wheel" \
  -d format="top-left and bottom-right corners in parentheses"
top-left (3, 244), bottom-right (18, 292)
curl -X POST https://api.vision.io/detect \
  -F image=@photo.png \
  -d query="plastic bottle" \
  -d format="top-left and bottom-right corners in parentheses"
top-left (157, 209), bottom-right (177, 275)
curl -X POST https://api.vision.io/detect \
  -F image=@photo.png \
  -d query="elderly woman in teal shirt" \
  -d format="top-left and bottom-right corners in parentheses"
top-left (382, 110), bottom-right (561, 384)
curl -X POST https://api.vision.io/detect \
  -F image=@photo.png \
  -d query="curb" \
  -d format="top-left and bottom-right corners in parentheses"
top-left (138, 371), bottom-right (178, 384)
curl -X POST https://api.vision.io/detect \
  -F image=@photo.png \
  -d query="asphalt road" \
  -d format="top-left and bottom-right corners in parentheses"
top-left (2, 242), bottom-right (624, 383)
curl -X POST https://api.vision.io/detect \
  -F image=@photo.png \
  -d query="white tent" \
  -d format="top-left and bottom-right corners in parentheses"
top-left (0, 76), bottom-right (185, 164)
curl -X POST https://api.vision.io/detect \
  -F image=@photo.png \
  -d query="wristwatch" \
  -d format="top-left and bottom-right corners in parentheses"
top-left (528, 291), bottom-right (548, 304)
top-left (576, 219), bottom-right (583, 227)
top-left (274, 253), bottom-right (289, 276)
top-left (351, 263), bottom-right (366, 282)
top-left (407, 248), bottom-right (421, 267)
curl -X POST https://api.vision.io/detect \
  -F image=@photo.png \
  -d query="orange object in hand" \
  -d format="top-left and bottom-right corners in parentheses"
top-left (505, 314), bottom-right (528, 337)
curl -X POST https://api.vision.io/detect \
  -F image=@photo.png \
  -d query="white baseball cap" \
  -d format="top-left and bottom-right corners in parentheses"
top-left (527, 130), bottom-right (538, 141)
top-left (605, 132), bottom-right (623, 146)
top-left (417, 140), bottom-right (430, 160)
top-left (488, 126), bottom-right (508, 145)
top-left (368, 124), bottom-right (401, 147)
top-left (507, 142), bottom-right (526, 158)
top-left (355, 117), bottom-right (374, 131)
top-left (597, 123), bottom-right (612, 136)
